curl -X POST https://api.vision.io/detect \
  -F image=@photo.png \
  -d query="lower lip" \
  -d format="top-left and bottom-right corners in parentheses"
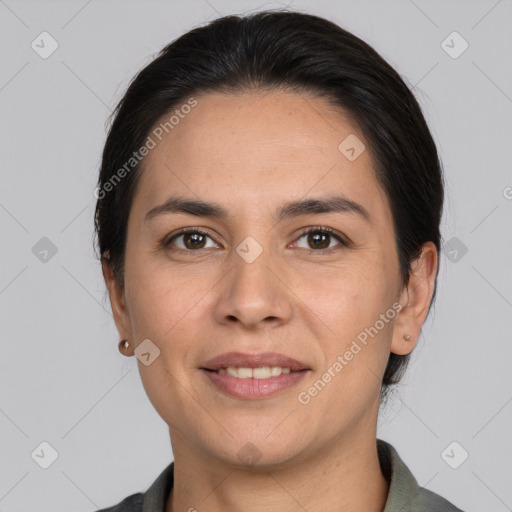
top-left (200, 369), bottom-right (309, 399)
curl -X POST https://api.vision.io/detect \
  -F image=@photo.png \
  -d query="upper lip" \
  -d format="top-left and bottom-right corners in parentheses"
top-left (201, 352), bottom-right (310, 371)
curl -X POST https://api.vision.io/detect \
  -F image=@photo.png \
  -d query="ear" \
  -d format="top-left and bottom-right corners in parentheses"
top-left (391, 241), bottom-right (438, 356)
top-left (101, 255), bottom-right (132, 342)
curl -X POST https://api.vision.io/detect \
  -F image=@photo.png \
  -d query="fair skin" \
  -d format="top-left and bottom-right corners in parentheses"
top-left (102, 89), bottom-right (438, 512)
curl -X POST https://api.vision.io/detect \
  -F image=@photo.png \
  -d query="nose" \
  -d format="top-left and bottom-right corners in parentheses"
top-left (212, 244), bottom-right (294, 330)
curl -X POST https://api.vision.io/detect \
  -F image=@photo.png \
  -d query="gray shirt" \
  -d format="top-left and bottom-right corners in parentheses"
top-left (95, 439), bottom-right (464, 511)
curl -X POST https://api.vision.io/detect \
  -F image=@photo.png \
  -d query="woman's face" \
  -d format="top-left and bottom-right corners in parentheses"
top-left (106, 89), bottom-right (427, 466)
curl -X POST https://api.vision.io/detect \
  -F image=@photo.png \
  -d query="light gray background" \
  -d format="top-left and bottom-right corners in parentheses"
top-left (1, 0), bottom-right (511, 510)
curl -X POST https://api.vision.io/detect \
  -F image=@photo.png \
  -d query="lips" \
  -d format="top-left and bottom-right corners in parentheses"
top-left (200, 351), bottom-right (310, 372)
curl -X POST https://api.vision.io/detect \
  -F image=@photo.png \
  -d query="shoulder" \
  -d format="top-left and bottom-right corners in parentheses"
top-left (93, 492), bottom-right (144, 512)
top-left (92, 461), bottom-right (174, 512)
top-left (412, 486), bottom-right (465, 511)
top-left (378, 439), bottom-right (465, 512)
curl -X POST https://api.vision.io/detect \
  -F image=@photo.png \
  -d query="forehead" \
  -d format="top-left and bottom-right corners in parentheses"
top-left (133, 89), bottom-right (388, 219)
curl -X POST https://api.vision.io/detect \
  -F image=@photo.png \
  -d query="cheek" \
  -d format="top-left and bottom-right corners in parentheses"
top-left (311, 261), bottom-right (394, 323)
top-left (306, 264), bottom-right (397, 376)
top-left (123, 248), bottom-right (179, 338)
top-left (124, 254), bottom-right (214, 359)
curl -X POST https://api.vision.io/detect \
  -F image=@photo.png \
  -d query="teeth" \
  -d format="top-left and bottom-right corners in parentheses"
top-left (218, 366), bottom-right (292, 378)
top-left (236, 367), bottom-right (253, 378)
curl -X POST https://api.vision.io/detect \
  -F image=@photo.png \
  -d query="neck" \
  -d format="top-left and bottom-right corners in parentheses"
top-left (166, 428), bottom-right (389, 512)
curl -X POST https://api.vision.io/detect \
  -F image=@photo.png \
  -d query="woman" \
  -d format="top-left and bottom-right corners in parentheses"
top-left (94, 9), bottom-right (464, 512)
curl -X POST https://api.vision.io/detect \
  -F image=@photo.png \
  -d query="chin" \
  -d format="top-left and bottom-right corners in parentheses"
top-left (206, 433), bottom-right (308, 471)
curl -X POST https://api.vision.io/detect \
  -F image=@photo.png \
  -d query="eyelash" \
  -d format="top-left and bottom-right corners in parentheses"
top-left (162, 226), bottom-right (349, 255)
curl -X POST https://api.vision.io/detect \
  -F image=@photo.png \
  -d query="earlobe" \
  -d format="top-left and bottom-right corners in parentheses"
top-left (390, 242), bottom-right (438, 356)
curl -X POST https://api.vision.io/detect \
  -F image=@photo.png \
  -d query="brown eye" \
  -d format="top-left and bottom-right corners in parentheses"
top-left (164, 228), bottom-right (218, 251)
top-left (306, 231), bottom-right (330, 249)
top-left (181, 232), bottom-right (207, 250)
top-left (294, 227), bottom-right (348, 253)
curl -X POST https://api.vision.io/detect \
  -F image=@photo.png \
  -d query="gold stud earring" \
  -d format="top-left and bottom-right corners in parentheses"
top-left (119, 339), bottom-right (130, 354)
top-left (403, 334), bottom-right (412, 341)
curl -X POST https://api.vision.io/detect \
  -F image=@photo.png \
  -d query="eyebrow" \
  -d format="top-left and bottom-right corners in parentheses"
top-left (144, 195), bottom-right (371, 224)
